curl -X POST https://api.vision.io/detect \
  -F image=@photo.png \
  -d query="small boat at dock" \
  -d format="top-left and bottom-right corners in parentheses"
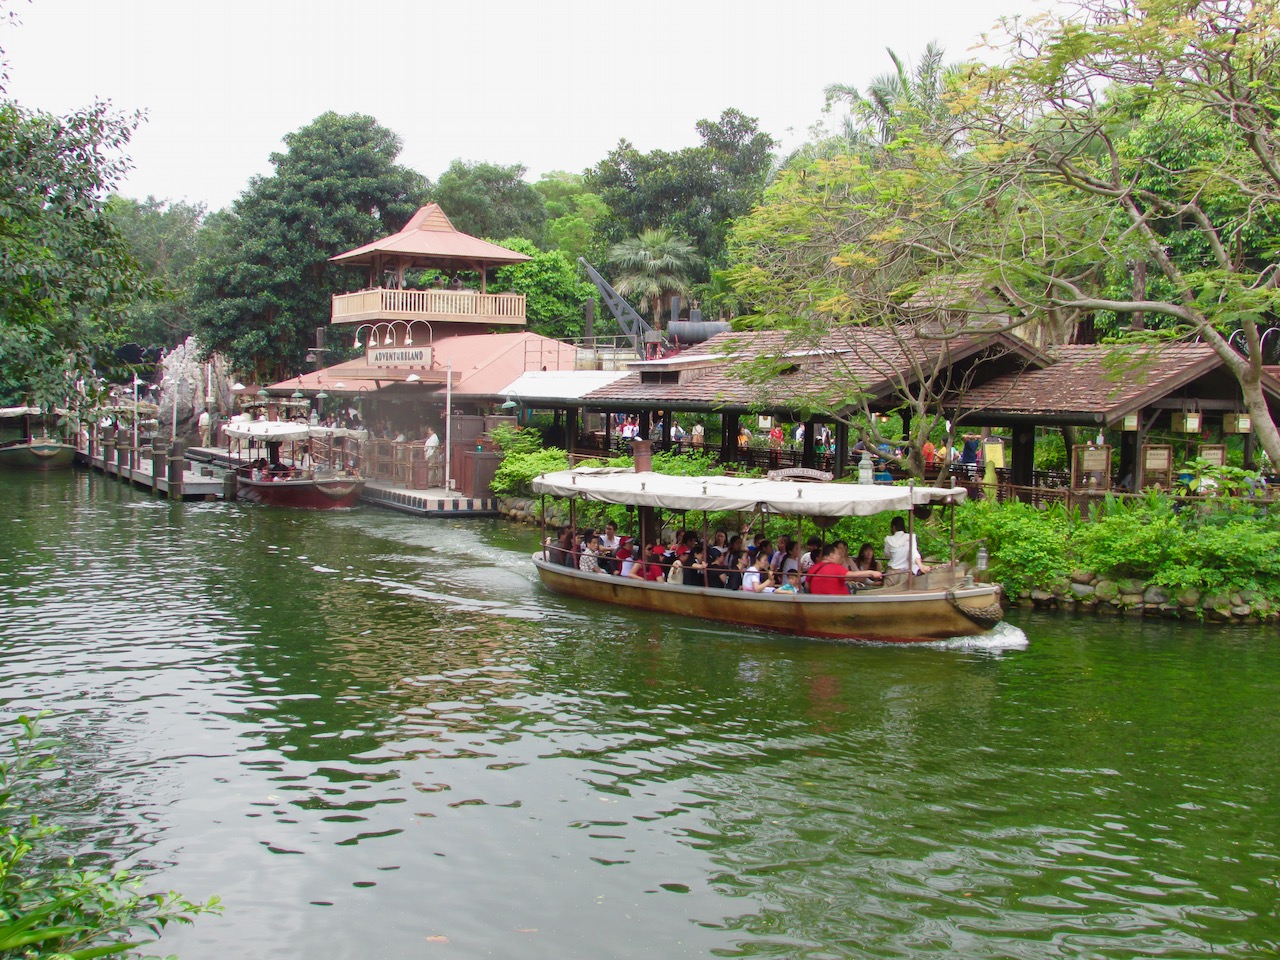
top-left (0, 407), bottom-right (76, 471)
top-left (530, 467), bottom-right (1004, 643)
top-left (224, 419), bottom-right (367, 509)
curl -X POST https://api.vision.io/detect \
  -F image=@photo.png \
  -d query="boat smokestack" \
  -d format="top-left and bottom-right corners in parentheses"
top-left (631, 439), bottom-right (652, 472)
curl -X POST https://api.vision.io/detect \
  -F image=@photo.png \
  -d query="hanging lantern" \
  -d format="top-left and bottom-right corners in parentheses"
top-left (1224, 413), bottom-right (1252, 434)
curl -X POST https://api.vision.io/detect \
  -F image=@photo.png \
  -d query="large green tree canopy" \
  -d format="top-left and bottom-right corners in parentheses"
top-left (106, 195), bottom-right (207, 350)
top-left (0, 48), bottom-right (148, 408)
top-left (961, 0), bottom-right (1280, 462)
top-left (190, 112), bottom-right (428, 380)
top-left (488, 237), bottom-right (597, 341)
top-left (586, 109), bottom-right (776, 275)
top-left (429, 160), bottom-right (546, 246)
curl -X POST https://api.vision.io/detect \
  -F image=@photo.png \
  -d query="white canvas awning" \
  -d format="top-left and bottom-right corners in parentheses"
top-left (531, 467), bottom-right (966, 518)
top-left (223, 419), bottom-right (368, 443)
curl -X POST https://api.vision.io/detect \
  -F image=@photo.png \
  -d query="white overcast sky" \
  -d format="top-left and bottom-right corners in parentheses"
top-left (3, 0), bottom-right (1045, 212)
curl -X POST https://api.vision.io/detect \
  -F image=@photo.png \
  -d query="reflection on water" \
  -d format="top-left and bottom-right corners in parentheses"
top-left (0, 471), bottom-right (1276, 959)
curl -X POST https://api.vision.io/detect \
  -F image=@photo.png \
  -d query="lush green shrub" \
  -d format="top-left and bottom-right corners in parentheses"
top-left (490, 447), bottom-right (569, 497)
top-left (488, 424), bottom-right (544, 457)
top-left (1072, 490), bottom-right (1280, 603)
top-left (0, 715), bottom-right (219, 959)
top-left (955, 499), bottom-right (1071, 595)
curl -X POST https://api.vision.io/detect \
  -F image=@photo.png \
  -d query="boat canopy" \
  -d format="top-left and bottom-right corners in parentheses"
top-left (223, 419), bottom-right (369, 442)
top-left (532, 467), bottom-right (967, 518)
top-left (0, 407), bottom-right (42, 418)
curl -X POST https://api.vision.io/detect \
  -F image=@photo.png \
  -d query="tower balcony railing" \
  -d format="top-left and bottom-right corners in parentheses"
top-left (331, 288), bottom-right (526, 326)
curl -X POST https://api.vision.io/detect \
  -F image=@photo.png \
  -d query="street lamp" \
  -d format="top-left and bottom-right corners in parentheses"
top-left (131, 375), bottom-right (143, 464)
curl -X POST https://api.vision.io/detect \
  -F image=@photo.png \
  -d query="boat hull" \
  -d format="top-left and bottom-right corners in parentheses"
top-left (236, 475), bottom-right (365, 509)
top-left (0, 440), bottom-right (76, 471)
top-left (533, 554), bottom-right (1004, 643)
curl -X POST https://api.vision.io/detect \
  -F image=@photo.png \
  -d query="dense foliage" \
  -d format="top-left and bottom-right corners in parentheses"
top-left (429, 161), bottom-right (546, 246)
top-left (487, 238), bottom-right (598, 341)
top-left (188, 112), bottom-right (428, 379)
top-left (0, 716), bottom-right (218, 959)
top-left (0, 88), bottom-right (147, 407)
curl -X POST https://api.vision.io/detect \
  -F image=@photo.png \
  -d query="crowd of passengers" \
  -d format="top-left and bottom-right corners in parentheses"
top-left (543, 518), bottom-right (932, 595)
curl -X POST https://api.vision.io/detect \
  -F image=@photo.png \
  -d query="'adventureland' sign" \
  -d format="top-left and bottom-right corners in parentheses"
top-left (367, 345), bottom-right (433, 368)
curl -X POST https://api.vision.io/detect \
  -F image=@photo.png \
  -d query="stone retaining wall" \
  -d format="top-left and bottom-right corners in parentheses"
top-left (1015, 570), bottom-right (1277, 625)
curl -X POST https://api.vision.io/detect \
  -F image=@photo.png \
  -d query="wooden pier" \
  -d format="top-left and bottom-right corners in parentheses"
top-left (80, 437), bottom-right (228, 500)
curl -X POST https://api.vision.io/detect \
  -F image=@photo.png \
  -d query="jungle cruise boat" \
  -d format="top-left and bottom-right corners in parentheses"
top-left (0, 407), bottom-right (76, 471)
top-left (224, 418), bottom-right (367, 509)
top-left (530, 467), bottom-right (1004, 643)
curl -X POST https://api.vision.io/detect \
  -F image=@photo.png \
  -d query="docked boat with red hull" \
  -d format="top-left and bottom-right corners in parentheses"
top-left (225, 418), bottom-right (367, 510)
top-left (530, 467), bottom-right (1004, 644)
top-left (234, 471), bottom-right (365, 509)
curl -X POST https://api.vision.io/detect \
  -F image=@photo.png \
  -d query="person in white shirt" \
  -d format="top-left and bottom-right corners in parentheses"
top-left (883, 516), bottom-right (929, 575)
top-left (422, 426), bottom-right (441, 486)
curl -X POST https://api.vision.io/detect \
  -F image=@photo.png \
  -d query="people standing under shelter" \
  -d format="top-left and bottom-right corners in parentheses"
top-left (691, 422), bottom-right (705, 449)
top-left (884, 517), bottom-right (930, 576)
top-left (422, 426), bottom-right (440, 486)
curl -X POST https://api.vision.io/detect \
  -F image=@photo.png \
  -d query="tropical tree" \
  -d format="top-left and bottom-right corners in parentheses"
top-left (488, 237), bottom-right (598, 341)
top-left (586, 109), bottom-right (776, 271)
top-left (534, 171), bottom-right (609, 263)
top-left (0, 6), bottom-right (149, 409)
top-left (824, 42), bottom-right (972, 149)
top-left (106, 195), bottom-right (206, 349)
top-left (430, 160), bottom-right (546, 246)
top-left (189, 112), bottom-right (428, 380)
top-left (606, 229), bottom-right (701, 327)
top-left (961, 0), bottom-right (1280, 463)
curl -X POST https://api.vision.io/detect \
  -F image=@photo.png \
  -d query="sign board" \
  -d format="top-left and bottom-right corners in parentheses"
top-left (1141, 444), bottom-right (1173, 489)
top-left (1198, 444), bottom-right (1226, 466)
top-left (1071, 444), bottom-right (1112, 492)
top-left (982, 439), bottom-right (1005, 469)
top-left (766, 467), bottom-right (834, 482)
top-left (367, 345), bottom-right (432, 368)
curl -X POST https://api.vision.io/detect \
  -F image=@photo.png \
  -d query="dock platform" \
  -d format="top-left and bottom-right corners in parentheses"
top-left (80, 446), bottom-right (227, 500)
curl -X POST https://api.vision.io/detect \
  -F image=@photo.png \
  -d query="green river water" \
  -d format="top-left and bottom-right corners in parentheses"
top-left (0, 470), bottom-right (1276, 959)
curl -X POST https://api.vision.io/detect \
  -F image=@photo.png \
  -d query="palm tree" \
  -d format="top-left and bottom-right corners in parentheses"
top-left (606, 229), bottom-right (701, 329)
top-left (824, 42), bottom-right (970, 149)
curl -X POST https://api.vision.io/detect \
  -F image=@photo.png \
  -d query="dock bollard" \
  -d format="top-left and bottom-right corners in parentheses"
top-left (168, 440), bottom-right (185, 498)
top-left (222, 471), bottom-right (237, 501)
top-left (152, 448), bottom-right (167, 494)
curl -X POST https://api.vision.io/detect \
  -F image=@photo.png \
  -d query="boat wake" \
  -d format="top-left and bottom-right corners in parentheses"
top-left (925, 620), bottom-right (1029, 652)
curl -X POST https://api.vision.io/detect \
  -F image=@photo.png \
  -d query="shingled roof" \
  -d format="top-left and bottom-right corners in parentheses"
top-left (582, 326), bottom-right (1044, 414)
top-left (958, 343), bottom-right (1280, 424)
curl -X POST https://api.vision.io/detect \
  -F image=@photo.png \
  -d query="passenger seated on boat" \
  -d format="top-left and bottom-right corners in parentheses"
top-left (709, 530), bottom-right (728, 559)
top-left (682, 543), bottom-right (709, 587)
top-left (666, 551), bottom-right (685, 583)
top-left (545, 525), bottom-right (574, 567)
top-left (799, 536), bottom-right (823, 574)
top-left (628, 544), bottom-right (667, 581)
top-left (807, 542), bottom-right (884, 595)
top-left (884, 517), bottom-right (930, 576)
top-left (777, 571), bottom-right (803, 594)
top-left (768, 536), bottom-right (792, 572)
top-left (616, 544), bottom-right (636, 578)
top-left (706, 549), bottom-right (736, 589)
top-left (598, 522), bottom-right (623, 573)
top-left (579, 534), bottom-right (605, 575)
top-left (853, 543), bottom-right (880, 573)
top-left (741, 553), bottom-right (777, 593)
